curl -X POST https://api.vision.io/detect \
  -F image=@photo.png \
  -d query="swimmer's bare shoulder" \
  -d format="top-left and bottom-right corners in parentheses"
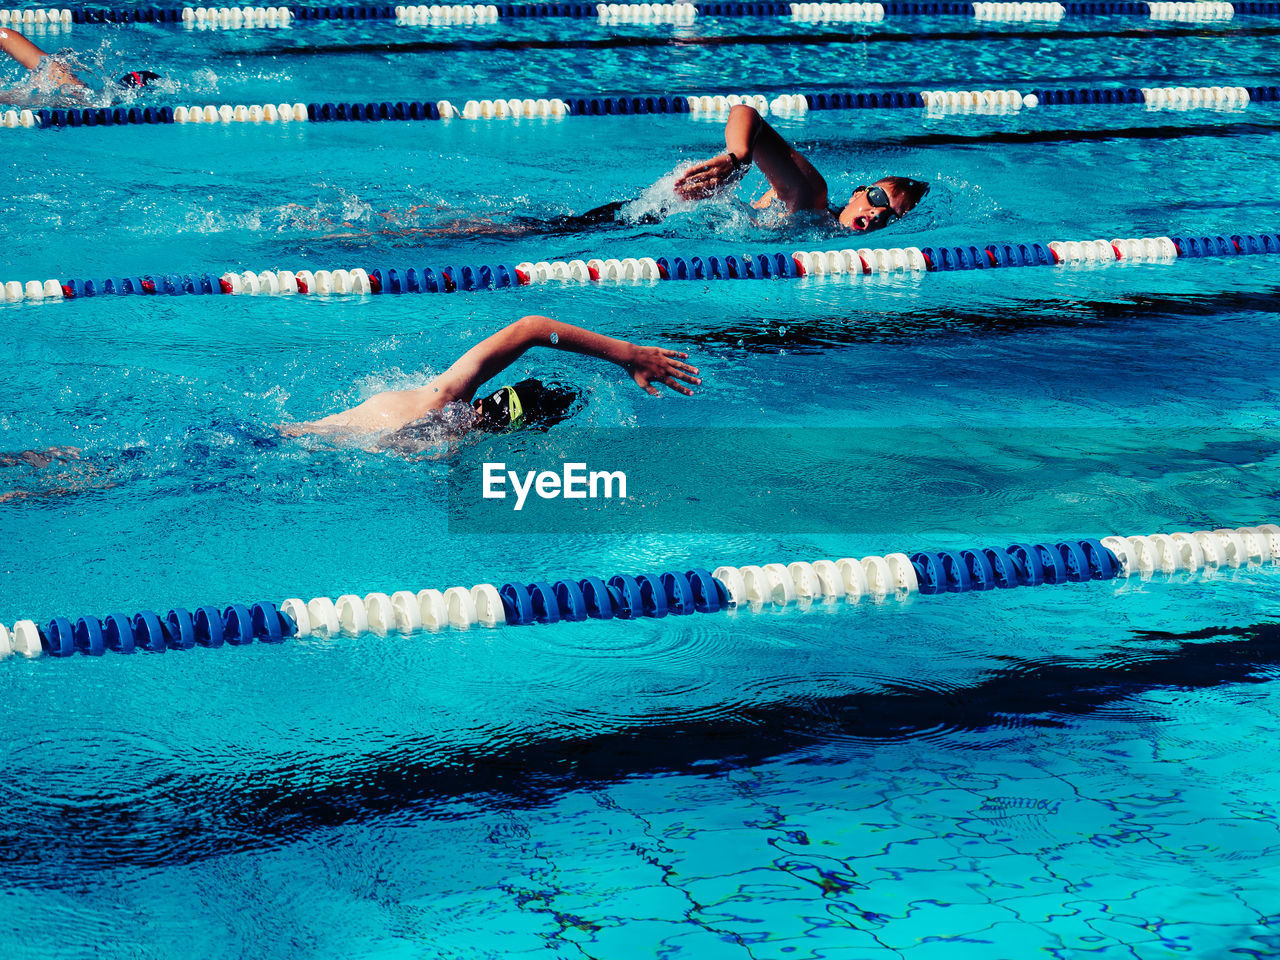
top-left (278, 376), bottom-right (451, 438)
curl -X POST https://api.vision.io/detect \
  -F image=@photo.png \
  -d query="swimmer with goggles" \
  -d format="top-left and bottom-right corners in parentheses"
top-left (283, 315), bottom-right (699, 444)
top-left (674, 105), bottom-right (929, 233)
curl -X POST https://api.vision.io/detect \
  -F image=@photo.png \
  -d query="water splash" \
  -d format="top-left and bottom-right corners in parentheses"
top-left (0, 31), bottom-right (168, 108)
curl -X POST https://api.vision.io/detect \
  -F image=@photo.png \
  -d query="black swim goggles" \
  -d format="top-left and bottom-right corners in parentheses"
top-left (853, 184), bottom-right (898, 230)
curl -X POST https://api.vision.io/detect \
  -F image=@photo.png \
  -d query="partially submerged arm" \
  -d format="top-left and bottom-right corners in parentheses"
top-left (0, 26), bottom-right (47, 71)
top-left (675, 105), bottom-right (829, 213)
top-left (0, 27), bottom-right (84, 89)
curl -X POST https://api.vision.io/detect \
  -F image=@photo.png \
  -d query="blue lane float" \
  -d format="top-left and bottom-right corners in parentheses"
top-left (1, 603), bottom-right (296, 658)
top-left (3, 526), bottom-right (1277, 659)
top-left (496, 568), bottom-right (724, 624)
top-left (2, 233), bottom-right (1278, 305)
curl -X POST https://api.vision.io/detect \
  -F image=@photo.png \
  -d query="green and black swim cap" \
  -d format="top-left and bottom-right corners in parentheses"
top-left (472, 378), bottom-right (580, 432)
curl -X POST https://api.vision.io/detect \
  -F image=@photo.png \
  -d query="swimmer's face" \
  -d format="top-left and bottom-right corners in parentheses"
top-left (471, 396), bottom-right (509, 433)
top-left (837, 181), bottom-right (909, 233)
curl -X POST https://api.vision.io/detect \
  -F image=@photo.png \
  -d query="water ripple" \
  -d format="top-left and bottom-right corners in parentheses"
top-left (2, 731), bottom-right (179, 809)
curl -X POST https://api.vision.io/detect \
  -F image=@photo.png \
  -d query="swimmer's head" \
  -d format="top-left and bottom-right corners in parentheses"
top-left (117, 70), bottom-right (161, 89)
top-left (471, 379), bottom-right (580, 433)
top-left (835, 177), bottom-right (929, 233)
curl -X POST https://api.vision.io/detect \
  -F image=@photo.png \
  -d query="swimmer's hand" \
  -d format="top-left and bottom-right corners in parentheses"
top-left (674, 153), bottom-right (747, 201)
top-left (628, 345), bottom-right (701, 397)
top-left (42, 58), bottom-right (87, 94)
top-left (751, 187), bottom-right (777, 210)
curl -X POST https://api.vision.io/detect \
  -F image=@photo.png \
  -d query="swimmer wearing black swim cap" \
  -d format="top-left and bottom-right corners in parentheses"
top-left (281, 316), bottom-right (700, 442)
top-left (471, 378), bottom-right (580, 433)
top-left (674, 106), bottom-right (929, 233)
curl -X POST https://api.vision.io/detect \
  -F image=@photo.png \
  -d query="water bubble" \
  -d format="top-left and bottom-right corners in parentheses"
top-left (549, 331), bottom-right (559, 344)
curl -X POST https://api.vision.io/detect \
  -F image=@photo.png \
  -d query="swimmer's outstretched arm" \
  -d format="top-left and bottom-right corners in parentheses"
top-left (0, 26), bottom-right (84, 88)
top-left (0, 26), bottom-right (47, 71)
top-left (674, 105), bottom-right (828, 213)
top-left (285, 315), bottom-right (700, 437)
top-left (432, 315), bottom-right (701, 402)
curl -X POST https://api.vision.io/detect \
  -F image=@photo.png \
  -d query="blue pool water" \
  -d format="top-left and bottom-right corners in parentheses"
top-left (4, 16), bottom-right (1280, 105)
top-left (3, 10), bottom-right (1280, 959)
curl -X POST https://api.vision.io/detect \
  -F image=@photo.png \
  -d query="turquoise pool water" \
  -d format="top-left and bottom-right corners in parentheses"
top-left (3, 9), bottom-right (1280, 960)
top-left (4, 15), bottom-right (1279, 105)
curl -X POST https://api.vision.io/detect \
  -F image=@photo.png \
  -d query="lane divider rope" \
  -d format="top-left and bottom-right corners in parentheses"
top-left (5, 83), bottom-right (1275, 132)
top-left (0, 9), bottom-right (73, 23)
top-left (34, 3), bottom-right (1280, 26)
top-left (392, 3), bottom-right (514, 22)
top-left (970, 2), bottom-right (1064, 20)
top-left (183, 5), bottom-right (294, 26)
top-left (596, 2), bottom-right (699, 21)
top-left (4, 524), bottom-right (1276, 658)
top-left (3, 233), bottom-right (1277, 305)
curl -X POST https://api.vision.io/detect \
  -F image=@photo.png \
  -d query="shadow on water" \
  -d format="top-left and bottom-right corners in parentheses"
top-left (3, 618), bottom-right (1280, 880)
top-left (671, 287), bottom-right (1280, 354)
top-left (249, 24), bottom-right (1280, 57)
top-left (843, 122), bottom-right (1280, 151)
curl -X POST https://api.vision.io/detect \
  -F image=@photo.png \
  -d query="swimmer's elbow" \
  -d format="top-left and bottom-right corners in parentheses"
top-left (514, 314), bottom-right (555, 343)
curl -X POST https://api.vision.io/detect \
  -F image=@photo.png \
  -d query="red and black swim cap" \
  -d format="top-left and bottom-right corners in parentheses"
top-left (117, 70), bottom-right (161, 88)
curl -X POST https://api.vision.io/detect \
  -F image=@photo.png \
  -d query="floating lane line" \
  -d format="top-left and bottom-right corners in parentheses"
top-left (3, 525), bottom-right (1277, 658)
top-left (21, 3), bottom-right (1280, 28)
top-left (3, 82), bottom-right (1275, 132)
top-left (2, 233), bottom-right (1277, 305)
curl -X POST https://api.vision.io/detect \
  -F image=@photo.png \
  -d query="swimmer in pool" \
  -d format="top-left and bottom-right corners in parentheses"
top-left (674, 105), bottom-right (929, 234)
top-left (0, 445), bottom-right (116, 503)
top-left (283, 314), bottom-right (699, 443)
top-left (319, 106), bottom-right (926, 245)
top-left (0, 25), bottom-right (158, 101)
top-left (1, 317), bottom-right (697, 499)
top-left (374, 105), bottom-right (928, 239)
